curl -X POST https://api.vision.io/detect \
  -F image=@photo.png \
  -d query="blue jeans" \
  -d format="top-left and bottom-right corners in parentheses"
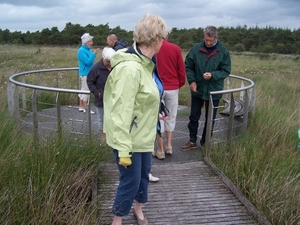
top-left (188, 96), bottom-right (219, 144)
top-left (112, 149), bottom-right (152, 217)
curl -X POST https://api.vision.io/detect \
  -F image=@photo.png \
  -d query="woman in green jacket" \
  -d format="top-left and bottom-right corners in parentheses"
top-left (104, 13), bottom-right (168, 225)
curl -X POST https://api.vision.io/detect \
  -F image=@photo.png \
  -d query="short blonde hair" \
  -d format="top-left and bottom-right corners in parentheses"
top-left (133, 13), bottom-right (168, 47)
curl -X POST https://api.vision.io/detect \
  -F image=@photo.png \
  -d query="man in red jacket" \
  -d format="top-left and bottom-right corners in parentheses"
top-left (152, 38), bottom-right (186, 160)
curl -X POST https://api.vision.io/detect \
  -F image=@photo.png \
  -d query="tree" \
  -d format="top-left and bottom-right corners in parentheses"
top-left (1, 23), bottom-right (300, 54)
top-left (233, 43), bottom-right (245, 52)
top-left (1, 29), bottom-right (10, 43)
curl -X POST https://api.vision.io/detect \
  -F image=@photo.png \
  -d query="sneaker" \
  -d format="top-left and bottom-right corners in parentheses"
top-left (149, 173), bottom-right (159, 182)
top-left (152, 150), bottom-right (165, 160)
top-left (83, 109), bottom-right (95, 114)
top-left (181, 141), bottom-right (197, 151)
top-left (79, 107), bottom-right (84, 112)
top-left (165, 146), bottom-right (172, 155)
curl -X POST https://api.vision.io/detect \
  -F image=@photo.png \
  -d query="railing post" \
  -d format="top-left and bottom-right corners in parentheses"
top-left (37, 73), bottom-right (41, 97)
top-left (56, 92), bottom-right (62, 136)
top-left (22, 76), bottom-right (26, 110)
top-left (56, 71), bottom-right (59, 88)
top-left (240, 80), bottom-right (245, 101)
top-left (205, 95), bottom-right (214, 155)
top-left (32, 89), bottom-right (39, 143)
top-left (86, 96), bottom-right (92, 137)
top-left (225, 77), bottom-right (230, 99)
top-left (242, 91), bottom-right (250, 134)
top-left (227, 92), bottom-right (235, 142)
top-left (7, 81), bottom-right (20, 118)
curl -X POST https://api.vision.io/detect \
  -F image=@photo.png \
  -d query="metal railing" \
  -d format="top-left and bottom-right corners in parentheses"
top-left (205, 75), bottom-right (255, 151)
top-left (7, 67), bottom-right (94, 141)
top-left (7, 68), bottom-right (255, 146)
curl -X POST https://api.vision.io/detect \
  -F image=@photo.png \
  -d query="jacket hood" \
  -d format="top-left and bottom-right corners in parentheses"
top-left (116, 39), bottom-right (128, 47)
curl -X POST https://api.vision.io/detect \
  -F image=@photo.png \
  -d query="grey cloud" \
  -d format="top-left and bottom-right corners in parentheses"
top-left (0, 0), bottom-right (299, 33)
top-left (0, 0), bottom-right (63, 7)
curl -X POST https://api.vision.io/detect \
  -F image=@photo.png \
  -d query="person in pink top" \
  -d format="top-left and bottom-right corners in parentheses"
top-left (152, 37), bottom-right (186, 160)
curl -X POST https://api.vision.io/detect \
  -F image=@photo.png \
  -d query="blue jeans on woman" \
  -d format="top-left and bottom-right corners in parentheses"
top-left (188, 96), bottom-right (219, 144)
top-left (112, 149), bottom-right (152, 216)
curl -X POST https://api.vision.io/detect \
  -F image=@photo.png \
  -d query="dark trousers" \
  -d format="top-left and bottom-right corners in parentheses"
top-left (188, 96), bottom-right (219, 144)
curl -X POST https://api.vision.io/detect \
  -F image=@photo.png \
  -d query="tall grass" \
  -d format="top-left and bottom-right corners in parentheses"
top-left (0, 105), bottom-right (111, 224)
top-left (211, 53), bottom-right (300, 224)
top-left (0, 45), bottom-right (299, 224)
top-left (0, 45), bottom-right (107, 224)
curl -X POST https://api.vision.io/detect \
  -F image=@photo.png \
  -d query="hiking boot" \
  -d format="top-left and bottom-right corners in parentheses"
top-left (152, 150), bottom-right (165, 160)
top-left (181, 141), bottom-right (197, 151)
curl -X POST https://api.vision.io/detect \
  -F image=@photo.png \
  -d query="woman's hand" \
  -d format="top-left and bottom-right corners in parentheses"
top-left (159, 112), bottom-right (168, 121)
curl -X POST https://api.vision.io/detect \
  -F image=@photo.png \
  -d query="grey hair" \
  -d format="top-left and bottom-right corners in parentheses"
top-left (102, 47), bottom-right (115, 61)
top-left (204, 26), bottom-right (218, 37)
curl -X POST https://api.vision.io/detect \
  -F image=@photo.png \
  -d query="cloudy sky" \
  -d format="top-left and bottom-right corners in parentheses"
top-left (0, 0), bottom-right (299, 33)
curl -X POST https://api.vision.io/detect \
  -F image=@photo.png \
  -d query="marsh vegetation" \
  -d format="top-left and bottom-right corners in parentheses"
top-left (0, 45), bottom-right (299, 224)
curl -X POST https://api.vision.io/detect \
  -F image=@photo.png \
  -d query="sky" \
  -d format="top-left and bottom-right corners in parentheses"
top-left (0, 0), bottom-right (299, 33)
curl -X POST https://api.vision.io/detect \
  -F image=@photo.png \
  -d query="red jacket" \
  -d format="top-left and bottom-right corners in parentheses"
top-left (156, 39), bottom-right (186, 90)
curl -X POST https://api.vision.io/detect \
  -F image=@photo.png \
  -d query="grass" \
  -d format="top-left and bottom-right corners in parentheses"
top-left (211, 52), bottom-right (300, 224)
top-left (0, 45), bottom-right (300, 224)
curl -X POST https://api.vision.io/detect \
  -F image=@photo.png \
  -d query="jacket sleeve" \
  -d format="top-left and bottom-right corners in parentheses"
top-left (177, 49), bottom-right (186, 88)
top-left (78, 48), bottom-right (96, 66)
top-left (211, 49), bottom-right (231, 81)
top-left (185, 47), bottom-right (197, 84)
top-left (87, 64), bottom-right (99, 97)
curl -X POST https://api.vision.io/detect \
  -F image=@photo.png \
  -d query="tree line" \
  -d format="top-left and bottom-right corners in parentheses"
top-left (1, 22), bottom-right (300, 54)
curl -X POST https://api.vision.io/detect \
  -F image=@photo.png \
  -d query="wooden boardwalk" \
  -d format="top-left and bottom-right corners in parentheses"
top-left (97, 161), bottom-right (260, 225)
top-left (20, 105), bottom-right (268, 224)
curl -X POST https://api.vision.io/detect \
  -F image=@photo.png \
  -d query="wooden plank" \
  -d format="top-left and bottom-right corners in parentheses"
top-left (204, 157), bottom-right (272, 225)
top-left (97, 161), bottom-right (261, 225)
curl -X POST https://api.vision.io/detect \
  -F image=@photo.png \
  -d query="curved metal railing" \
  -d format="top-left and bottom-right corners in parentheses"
top-left (7, 68), bottom-right (255, 145)
top-left (7, 67), bottom-right (94, 141)
top-left (205, 74), bottom-right (256, 151)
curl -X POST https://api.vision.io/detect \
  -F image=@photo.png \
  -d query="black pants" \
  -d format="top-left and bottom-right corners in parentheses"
top-left (188, 96), bottom-right (219, 144)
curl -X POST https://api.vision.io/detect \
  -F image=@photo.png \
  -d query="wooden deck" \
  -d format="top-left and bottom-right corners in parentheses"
top-left (19, 104), bottom-right (269, 224)
top-left (97, 161), bottom-right (261, 225)
top-left (19, 105), bottom-right (270, 224)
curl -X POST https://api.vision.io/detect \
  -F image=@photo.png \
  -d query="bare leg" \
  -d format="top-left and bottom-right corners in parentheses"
top-left (111, 215), bottom-right (122, 225)
top-left (82, 100), bottom-right (87, 109)
top-left (79, 99), bottom-right (87, 109)
top-left (156, 133), bottom-right (164, 153)
top-left (166, 131), bottom-right (173, 148)
top-left (134, 201), bottom-right (144, 220)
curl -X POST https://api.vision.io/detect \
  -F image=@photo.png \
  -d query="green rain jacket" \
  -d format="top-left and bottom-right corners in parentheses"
top-left (103, 44), bottom-right (160, 158)
top-left (185, 40), bottom-right (231, 100)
